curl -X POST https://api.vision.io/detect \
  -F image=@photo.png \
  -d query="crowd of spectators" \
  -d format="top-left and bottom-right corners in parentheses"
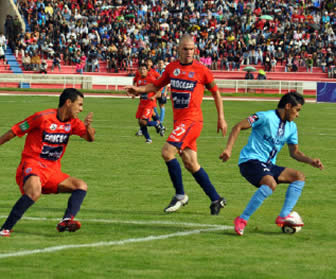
top-left (3, 0), bottom-right (336, 75)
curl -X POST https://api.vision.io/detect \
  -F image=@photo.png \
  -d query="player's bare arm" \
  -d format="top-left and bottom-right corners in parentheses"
top-left (0, 129), bottom-right (16, 145)
top-left (288, 144), bottom-right (324, 170)
top-left (82, 112), bottom-right (95, 142)
top-left (220, 118), bottom-right (251, 162)
top-left (125, 83), bottom-right (158, 96)
top-left (206, 81), bottom-right (227, 137)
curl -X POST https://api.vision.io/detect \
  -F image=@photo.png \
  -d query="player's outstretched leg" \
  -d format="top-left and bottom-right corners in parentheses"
top-left (0, 194), bottom-right (35, 237)
top-left (233, 185), bottom-right (273, 235)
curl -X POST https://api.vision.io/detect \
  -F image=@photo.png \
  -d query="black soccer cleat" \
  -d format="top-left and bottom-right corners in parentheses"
top-left (210, 197), bottom-right (227, 215)
top-left (159, 126), bottom-right (166, 137)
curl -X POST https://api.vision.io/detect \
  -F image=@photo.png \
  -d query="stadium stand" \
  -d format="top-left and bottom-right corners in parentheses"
top-left (0, 0), bottom-right (335, 83)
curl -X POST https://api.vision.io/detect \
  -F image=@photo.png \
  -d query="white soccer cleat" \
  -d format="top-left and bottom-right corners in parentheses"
top-left (164, 195), bottom-right (189, 213)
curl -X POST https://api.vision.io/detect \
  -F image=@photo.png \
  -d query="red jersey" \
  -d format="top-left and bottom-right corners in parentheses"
top-left (136, 75), bottom-right (157, 108)
top-left (133, 67), bottom-right (160, 84)
top-left (11, 109), bottom-right (87, 164)
top-left (153, 60), bottom-right (214, 122)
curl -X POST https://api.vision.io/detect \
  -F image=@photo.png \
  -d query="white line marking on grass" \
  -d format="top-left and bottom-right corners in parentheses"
top-left (0, 215), bottom-right (229, 228)
top-left (0, 226), bottom-right (232, 259)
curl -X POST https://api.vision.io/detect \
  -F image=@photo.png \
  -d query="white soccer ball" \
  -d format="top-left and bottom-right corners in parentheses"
top-left (281, 211), bottom-right (303, 234)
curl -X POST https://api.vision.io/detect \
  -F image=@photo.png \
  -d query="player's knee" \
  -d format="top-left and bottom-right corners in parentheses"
top-left (183, 161), bottom-right (193, 172)
top-left (161, 147), bottom-right (174, 161)
top-left (76, 180), bottom-right (88, 191)
top-left (139, 119), bottom-right (147, 127)
top-left (267, 183), bottom-right (277, 191)
top-left (161, 149), bottom-right (170, 161)
top-left (24, 185), bottom-right (41, 201)
top-left (294, 171), bottom-right (305, 182)
top-left (23, 176), bottom-right (42, 201)
top-left (260, 176), bottom-right (277, 191)
top-left (27, 191), bottom-right (41, 201)
top-left (183, 160), bottom-right (199, 173)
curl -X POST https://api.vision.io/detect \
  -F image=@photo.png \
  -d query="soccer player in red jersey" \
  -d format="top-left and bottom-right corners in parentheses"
top-left (134, 58), bottom-right (163, 137)
top-left (0, 88), bottom-right (95, 237)
top-left (133, 63), bottom-right (162, 143)
top-left (133, 57), bottom-right (161, 84)
top-left (126, 34), bottom-right (228, 214)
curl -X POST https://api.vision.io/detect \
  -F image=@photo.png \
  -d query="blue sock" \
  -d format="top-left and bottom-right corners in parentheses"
top-left (140, 126), bottom-right (150, 140)
top-left (147, 121), bottom-right (157, 126)
top-left (152, 113), bottom-right (159, 122)
top-left (192, 167), bottom-right (220, 201)
top-left (166, 158), bottom-right (184, 195)
top-left (160, 107), bottom-right (165, 123)
top-left (63, 189), bottom-right (87, 219)
top-left (153, 107), bottom-right (159, 118)
top-left (241, 185), bottom-right (273, 221)
top-left (279, 180), bottom-right (305, 217)
top-left (1, 194), bottom-right (34, 230)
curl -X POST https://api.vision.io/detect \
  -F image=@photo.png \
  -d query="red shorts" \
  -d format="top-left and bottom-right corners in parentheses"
top-left (136, 104), bottom-right (154, 120)
top-left (167, 120), bottom-right (203, 152)
top-left (16, 159), bottom-right (69, 195)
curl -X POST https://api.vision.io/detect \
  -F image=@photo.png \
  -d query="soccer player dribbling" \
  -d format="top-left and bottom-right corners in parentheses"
top-left (220, 91), bottom-right (324, 236)
top-left (0, 88), bottom-right (95, 237)
top-left (126, 34), bottom-right (228, 214)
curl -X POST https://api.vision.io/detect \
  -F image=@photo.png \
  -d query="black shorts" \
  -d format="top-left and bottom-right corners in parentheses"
top-left (157, 95), bottom-right (167, 105)
top-left (239, 159), bottom-right (285, 187)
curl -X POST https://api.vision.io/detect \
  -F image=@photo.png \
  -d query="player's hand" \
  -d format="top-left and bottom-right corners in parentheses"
top-left (84, 112), bottom-right (93, 127)
top-left (311, 158), bottom-right (324, 170)
top-left (125, 85), bottom-right (138, 96)
top-left (217, 118), bottom-right (228, 137)
top-left (219, 149), bottom-right (231, 162)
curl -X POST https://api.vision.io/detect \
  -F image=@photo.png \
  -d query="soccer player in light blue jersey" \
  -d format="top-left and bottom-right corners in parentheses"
top-left (220, 91), bottom-right (324, 236)
top-left (153, 59), bottom-right (168, 126)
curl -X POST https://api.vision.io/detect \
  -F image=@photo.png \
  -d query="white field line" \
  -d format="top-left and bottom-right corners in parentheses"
top-left (0, 215), bottom-right (228, 228)
top-left (0, 216), bottom-right (233, 259)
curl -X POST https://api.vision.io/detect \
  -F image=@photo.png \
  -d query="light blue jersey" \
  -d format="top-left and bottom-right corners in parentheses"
top-left (156, 68), bottom-right (166, 94)
top-left (239, 110), bottom-right (298, 165)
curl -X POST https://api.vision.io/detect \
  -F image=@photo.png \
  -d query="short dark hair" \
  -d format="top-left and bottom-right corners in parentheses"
top-left (139, 63), bottom-right (148, 69)
top-left (58, 88), bottom-right (84, 108)
top-left (277, 91), bottom-right (305, 108)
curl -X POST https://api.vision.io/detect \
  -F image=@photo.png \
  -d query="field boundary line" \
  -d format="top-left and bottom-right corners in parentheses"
top-left (0, 216), bottom-right (229, 228)
top-left (0, 224), bottom-right (232, 259)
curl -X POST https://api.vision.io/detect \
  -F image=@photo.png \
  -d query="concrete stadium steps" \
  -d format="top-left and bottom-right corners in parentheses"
top-left (0, 64), bottom-right (13, 73)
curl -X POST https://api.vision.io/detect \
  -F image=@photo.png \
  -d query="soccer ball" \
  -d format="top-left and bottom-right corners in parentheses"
top-left (281, 211), bottom-right (303, 234)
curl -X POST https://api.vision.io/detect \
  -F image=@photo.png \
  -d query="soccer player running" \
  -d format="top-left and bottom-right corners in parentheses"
top-left (0, 88), bottom-right (95, 237)
top-left (134, 58), bottom-right (164, 136)
top-left (132, 63), bottom-right (162, 144)
top-left (220, 91), bottom-right (324, 236)
top-left (126, 34), bottom-right (228, 215)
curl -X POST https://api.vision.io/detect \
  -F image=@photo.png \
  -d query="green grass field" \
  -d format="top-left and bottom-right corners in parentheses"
top-left (0, 95), bottom-right (335, 279)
